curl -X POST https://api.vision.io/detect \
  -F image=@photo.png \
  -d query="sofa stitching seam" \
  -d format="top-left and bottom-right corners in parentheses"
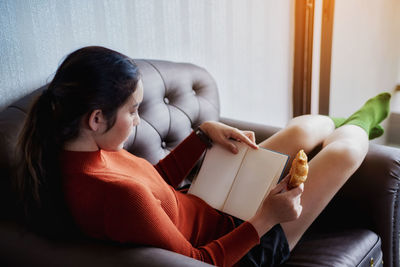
top-left (143, 60), bottom-right (196, 127)
top-left (355, 234), bottom-right (381, 266)
top-left (142, 60), bottom-right (172, 140)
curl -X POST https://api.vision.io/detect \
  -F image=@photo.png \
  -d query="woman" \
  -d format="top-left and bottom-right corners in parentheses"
top-left (15, 46), bottom-right (390, 267)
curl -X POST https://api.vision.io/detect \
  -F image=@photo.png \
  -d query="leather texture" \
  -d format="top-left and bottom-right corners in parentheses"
top-left (124, 59), bottom-right (220, 164)
top-left (0, 59), bottom-right (399, 266)
top-left (312, 143), bottom-right (400, 267)
top-left (0, 220), bottom-right (213, 267)
top-left (283, 229), bottom-right (382, 267)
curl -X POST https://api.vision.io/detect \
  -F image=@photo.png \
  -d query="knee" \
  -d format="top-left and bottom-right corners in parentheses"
top-left (285, 123), bottom-right (317, 150)
top-left (326, 140), bottom-right (367, 172)
top-left (287, 115), bottom-right (334, 141)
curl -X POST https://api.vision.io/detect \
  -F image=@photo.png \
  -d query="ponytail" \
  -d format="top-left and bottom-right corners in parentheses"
top-left (15, 88), bottom-right (73, 237)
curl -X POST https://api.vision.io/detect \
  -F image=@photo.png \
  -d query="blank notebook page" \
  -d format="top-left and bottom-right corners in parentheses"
top-left (222, 147), bottom-right (289, 221)
top-left (188, 143), bottom-right (247, 210)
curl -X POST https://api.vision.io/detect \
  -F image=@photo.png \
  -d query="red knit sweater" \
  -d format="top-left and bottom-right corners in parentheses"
top-left (61, 132), bottom-right (260, 267)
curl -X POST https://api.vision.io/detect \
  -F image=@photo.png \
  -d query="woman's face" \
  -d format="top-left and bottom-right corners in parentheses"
top-left (96, 80), bottom-right (144, 151)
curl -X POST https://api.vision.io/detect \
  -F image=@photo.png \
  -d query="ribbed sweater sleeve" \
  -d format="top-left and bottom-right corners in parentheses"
top-left (104, 180), bottom-right (260, 267)
top-left (154, 131), bottom-right (207, 188)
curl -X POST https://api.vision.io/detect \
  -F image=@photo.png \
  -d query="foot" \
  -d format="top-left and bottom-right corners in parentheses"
top-left (369, 124), bottom-right (384, 139)
top-left (341, 92), bottom-right (391, 139)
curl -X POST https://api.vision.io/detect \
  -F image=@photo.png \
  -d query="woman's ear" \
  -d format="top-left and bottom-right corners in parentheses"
top-left (88, 109), bottom-right (106, 131)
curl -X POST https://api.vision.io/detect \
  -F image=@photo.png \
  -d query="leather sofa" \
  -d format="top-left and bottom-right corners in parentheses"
top-left (1, 59), bottom-right (399, 266)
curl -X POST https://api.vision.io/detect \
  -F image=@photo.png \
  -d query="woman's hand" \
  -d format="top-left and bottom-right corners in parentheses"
top-left (248, 175), bottom-right (303, 237)
top-left (199, 121), bottom-right (258, 153)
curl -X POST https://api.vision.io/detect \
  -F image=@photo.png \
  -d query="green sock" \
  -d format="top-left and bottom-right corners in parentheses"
top-left (340, 92), bottom-right (391, 139)
top-left (330, 117), bottom-right (346, 128)
top-left (369, 124), bottom-right (384, 139)
top-left (331, 117), bottom-right (386, 139)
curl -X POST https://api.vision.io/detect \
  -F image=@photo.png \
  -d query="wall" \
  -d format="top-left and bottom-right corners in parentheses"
top-left (329, 0), bottom-right (400, 143)
top-left (0, 0), bottom-right (294, 128)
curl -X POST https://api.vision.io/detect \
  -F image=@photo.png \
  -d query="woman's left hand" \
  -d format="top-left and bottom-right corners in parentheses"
top-left (199, 121), bottom-right (258, 154)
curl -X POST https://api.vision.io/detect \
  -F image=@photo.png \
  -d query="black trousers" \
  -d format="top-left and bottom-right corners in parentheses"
top-left (233, 217), bottom-right (290, 267)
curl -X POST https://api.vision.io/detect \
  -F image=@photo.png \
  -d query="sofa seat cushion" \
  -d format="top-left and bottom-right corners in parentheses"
top-left (283, 229), bottom-right (382, 267)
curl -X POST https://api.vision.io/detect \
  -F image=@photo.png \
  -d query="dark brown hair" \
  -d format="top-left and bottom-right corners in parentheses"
top-left (15, 46), bottom-right (141, 237)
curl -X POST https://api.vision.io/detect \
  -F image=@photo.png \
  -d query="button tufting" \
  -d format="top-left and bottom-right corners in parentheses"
top-left (161, 141), bottom-right (167, 148)
top-left (164, 97), bottom-right (169, 104)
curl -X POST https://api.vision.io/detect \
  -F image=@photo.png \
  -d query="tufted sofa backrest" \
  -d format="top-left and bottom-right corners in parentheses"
top-left (125, 60), bottom-right (220, 164)
top-left (0, 59), bottom-right (220, 215)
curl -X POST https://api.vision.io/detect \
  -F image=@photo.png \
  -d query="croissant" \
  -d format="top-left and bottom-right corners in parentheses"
top-left (288, 149), bottom-right (308, 189)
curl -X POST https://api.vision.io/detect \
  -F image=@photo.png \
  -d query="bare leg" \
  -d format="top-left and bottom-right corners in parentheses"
top-left (260, 117), bottom-right (369, 250)
top-left (259, 114), bottom-right (335, 168)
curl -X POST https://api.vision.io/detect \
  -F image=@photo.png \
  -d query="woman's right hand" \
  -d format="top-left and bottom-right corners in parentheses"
top-left (248, 175), bottom-right (303, 237)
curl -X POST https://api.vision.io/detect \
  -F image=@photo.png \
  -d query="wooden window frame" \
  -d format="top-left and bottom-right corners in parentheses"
top-left (293, 0), bottom-right (315, 117)
top-left (319, 0), bottom-right (335, 115)
top-left (293, 0), bottom-right (335, 116)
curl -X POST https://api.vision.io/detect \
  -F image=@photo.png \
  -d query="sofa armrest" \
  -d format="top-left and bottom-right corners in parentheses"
top-left (220, 117), bottom-right (281, 143)
top-left (311, 144), bottom-right (400, 267)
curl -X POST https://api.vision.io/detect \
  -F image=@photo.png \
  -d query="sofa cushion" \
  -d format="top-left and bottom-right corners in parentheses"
top-left (283, 229), bottom-right (382, 267)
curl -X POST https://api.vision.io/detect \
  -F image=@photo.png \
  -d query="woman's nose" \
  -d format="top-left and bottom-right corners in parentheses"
top-left (134, 115), bottom-right (140, 126)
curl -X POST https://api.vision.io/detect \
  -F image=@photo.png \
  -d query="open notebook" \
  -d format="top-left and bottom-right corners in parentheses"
top-left (188, 141), bottom-right (289, 221)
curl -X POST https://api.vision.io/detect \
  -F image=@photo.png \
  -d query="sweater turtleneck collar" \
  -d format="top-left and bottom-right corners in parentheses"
top-left (60, 149), bottom-right (108, 173)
